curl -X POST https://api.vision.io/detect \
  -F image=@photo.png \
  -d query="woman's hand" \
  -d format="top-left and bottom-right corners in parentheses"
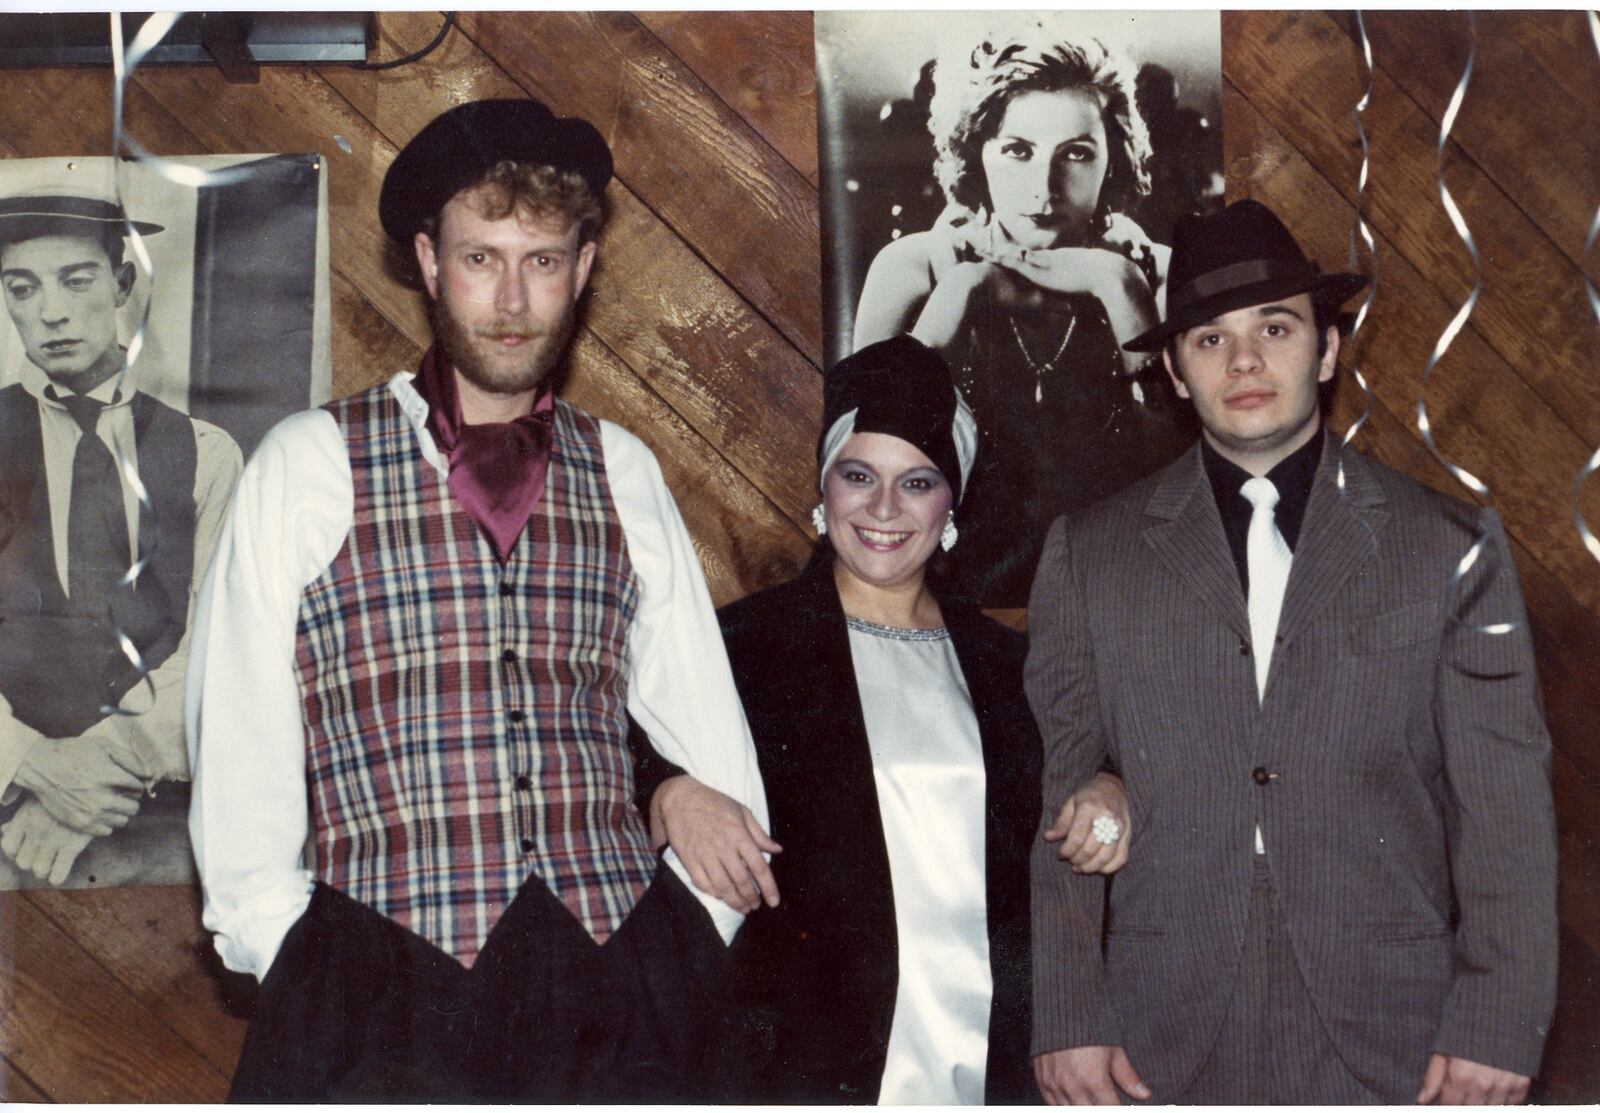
top-left (1043, 771), bottom-right (1131, 874)
top-left (1097, 212), bottom-right (1171, 308)
top-left (652, 774), bottom-right (782, 913)
top-left (988, 243), bottom-right (1159, 375)
top-left (910, 257), bottom-right (1003, 350)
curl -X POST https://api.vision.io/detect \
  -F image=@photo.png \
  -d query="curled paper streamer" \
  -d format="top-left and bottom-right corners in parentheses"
top-left (1573, 10), bottom-right (1600, 565)
top-left (100, 12), bottom-right (257, 716)
top-left (1337, 11), bottom-right (1379, 497)
top-left (112, 14), bottom-right (254, 192)
top-left (1410, 14), bottom-right (1516, 637)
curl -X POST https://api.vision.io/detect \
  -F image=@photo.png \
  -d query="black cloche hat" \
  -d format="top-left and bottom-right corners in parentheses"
top-left (820, 335), bottom-right (967, 500)
top-left (378, 98), bottom-right (613, 245)
top-left (1123, 199), bottom-right (1369, 352)
top-left (0, 191), bottom-right (164, 244)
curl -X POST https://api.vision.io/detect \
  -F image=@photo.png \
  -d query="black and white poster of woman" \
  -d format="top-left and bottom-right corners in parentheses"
top-left (0, 154), bottom-right (329, 889)
top-left (817, 12), bottom-right (1224, 606)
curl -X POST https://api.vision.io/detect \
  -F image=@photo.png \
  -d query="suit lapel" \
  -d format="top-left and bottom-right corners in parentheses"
top-left (1141, 444), bottom-right (1251, 642)
top-left (1275, 437), bottom-right (1391, 646)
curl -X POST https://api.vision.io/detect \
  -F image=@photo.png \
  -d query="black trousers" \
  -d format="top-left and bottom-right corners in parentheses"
top-left (229, 860), bottom-right (731, 1103)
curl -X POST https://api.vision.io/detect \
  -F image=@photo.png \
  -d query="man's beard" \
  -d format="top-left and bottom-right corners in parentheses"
top-left (431, 292), bottom-right (577, 398)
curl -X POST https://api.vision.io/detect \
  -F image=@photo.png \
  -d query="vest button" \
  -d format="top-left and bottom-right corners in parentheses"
top-left (1252, 766), bottom-right (1271, 785)
top-left (520, 838), bottom-right (534, 854)
top-left (516, 774), bottom-right (532, 791)
top-left (501, 648), bottom-right (517, 663)
top-left (499, 583), bottom-right (515, 597)
top-left (508, 709), bottom-right (525, 724)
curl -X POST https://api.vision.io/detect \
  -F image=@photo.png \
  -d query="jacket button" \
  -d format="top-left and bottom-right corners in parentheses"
top-left (1252, 766), bottom-right (1271, 785)
top-left (1239, 640), bottom-right (1250, 656)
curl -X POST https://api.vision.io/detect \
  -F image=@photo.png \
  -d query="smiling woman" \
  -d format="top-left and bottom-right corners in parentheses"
top-left (638, 335), bottom-right (1133, 1103)
top-left (822, 431), bottom-right (955, 617)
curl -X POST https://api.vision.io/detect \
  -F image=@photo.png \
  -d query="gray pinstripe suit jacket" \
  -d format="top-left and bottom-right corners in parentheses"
top-left (1025, 435), bottom-right (1557, 1101)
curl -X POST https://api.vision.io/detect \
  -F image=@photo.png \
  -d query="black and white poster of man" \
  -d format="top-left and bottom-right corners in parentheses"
top-left (817, 12), bottom-right (1224, 606)
top-left (0, 153), bottom-right (330, 889)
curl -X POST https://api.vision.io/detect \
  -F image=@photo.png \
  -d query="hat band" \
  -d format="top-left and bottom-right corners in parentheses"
top-left (1173, 258), bottom-right (1314, 305)
top-left (0, 194), bottom-right (127, 224)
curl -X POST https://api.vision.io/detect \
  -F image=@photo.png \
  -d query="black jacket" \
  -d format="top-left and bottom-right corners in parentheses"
top-left (688, 551), bottom-right (1042, 1103)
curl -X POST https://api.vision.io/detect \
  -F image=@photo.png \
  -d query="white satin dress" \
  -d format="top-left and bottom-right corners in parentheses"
top-left (846, 617), bottom-right (993, 1105)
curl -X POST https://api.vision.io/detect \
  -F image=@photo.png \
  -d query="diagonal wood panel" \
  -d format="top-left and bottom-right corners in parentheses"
top-left (1344, 11), bottom-right (1600, 263)
top-left (1222, 84), bottom-right (1600, 790)
top-left (638, 11), bottom-right (821, 186)
top-left (457, 12), bottom-right (824, 364)
top-left (2, 1055), bottom-right (49, 1102)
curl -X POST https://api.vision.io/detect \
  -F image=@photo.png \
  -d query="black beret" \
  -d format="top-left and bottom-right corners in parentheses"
top-left (378, 98), bottom-right (613, 245)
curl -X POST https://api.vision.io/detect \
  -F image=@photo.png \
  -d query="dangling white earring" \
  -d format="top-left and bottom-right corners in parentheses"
top-left (811, 503), bottom-right (827, 536)
top-left (940, 512), bottom-right (958, 552)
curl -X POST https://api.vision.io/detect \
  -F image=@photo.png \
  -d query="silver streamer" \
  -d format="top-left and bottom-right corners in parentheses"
top-left (1410, 14), bottom-right (1516, 637)
top-left (1573, 10), bottom-right (1600, 564)
top-left (1337, 11), bottom-right (1379, 496)
top-left (99, 13), bottom-right (254, 719)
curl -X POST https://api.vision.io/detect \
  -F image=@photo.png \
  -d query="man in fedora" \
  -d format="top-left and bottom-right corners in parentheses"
top-left (186, 99), bottom-right (769, 1101)
top-left (0, 190), bottom-right (241, 888)
top-left (1026, 199), bottom-right (1556, 1103)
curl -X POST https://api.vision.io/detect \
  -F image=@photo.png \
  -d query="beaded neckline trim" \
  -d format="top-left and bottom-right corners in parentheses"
top-left (845, 616), bottom-right (951, 642)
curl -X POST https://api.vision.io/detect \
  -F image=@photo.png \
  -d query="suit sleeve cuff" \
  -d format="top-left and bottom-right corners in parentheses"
top-left (1433, 1001), bottom-right (1552, 1080)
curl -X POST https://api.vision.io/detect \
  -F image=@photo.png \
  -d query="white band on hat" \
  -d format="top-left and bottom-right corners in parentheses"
top-left (816, 389), bottom-right (977, 501)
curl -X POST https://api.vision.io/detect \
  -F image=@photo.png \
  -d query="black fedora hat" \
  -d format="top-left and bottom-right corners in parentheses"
top-left (0, 190), bottom-right (164, 244)
top-left (378, 98), bottom-right (613, 245)
top-left (1123, 199), bottom-right (1368, 352)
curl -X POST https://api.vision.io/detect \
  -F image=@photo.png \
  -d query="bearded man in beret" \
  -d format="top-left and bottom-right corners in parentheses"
top-left (186, 99), bottom-right (770, 1102)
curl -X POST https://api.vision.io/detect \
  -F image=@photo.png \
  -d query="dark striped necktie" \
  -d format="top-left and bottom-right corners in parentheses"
top-left (59, 391), bottom-right (128, 617)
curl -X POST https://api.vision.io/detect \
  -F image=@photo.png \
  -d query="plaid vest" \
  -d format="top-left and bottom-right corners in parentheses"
top-left (294, 385), bottom-right (656, 964)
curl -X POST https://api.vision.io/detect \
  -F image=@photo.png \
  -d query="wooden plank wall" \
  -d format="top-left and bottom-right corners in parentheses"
top-left (0, 10), bottom-right (1594, 1101)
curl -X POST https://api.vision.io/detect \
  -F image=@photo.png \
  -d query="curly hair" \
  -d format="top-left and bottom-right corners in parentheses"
top-left (419, 159), bottom-right (604, 245)
top-left (928, 25), bottom-right (1151, 220)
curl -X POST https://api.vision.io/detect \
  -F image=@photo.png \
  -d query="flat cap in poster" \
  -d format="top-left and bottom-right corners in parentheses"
top-left (379, 98), bottom-right (613, 245)
top-left (0, 190), bottom-right (164, 244)
top-left (1123, 199), bottom-right (1368, 352)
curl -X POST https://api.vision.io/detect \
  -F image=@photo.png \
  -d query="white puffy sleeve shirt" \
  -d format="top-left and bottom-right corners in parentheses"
top-left (186, 373), bottom-right (767, 979)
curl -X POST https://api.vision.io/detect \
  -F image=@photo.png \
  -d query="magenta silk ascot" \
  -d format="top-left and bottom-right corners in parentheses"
top-left (415, 346), bottom-right (554, 562)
